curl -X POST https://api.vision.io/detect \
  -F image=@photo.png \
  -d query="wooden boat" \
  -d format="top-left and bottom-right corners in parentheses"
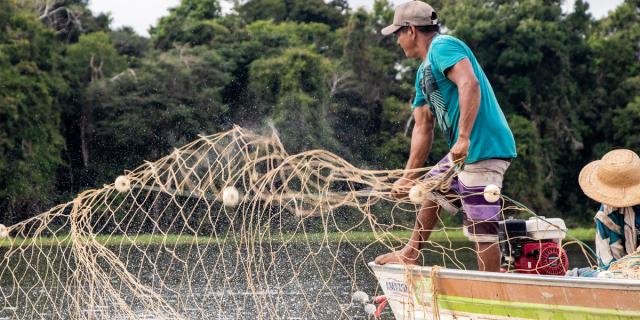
top-left (369, 262), bottom-right (640, 319)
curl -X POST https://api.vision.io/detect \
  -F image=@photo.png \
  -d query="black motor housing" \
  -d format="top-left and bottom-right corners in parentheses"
top-left (498, 219), bottom-right (527, 260)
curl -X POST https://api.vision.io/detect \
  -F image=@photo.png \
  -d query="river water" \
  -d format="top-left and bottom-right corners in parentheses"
top-left (0, 240), bottom-right (595, 320)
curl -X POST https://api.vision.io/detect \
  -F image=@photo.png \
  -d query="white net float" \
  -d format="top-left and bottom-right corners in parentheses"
top-left (0, 224), bottom-right (8, 238)
top-left (408, 184), bottom-right (427, 204)
top-left (114, 175), bottom-right (131, 193)
top-left (483, 184), bottom-right (501, 203)
top-left (364, 303), bottom-right (376, 315)
top-left (351, 290), bottom-right (369, 304)
top-left (222, 186), bottom-right (240, 207)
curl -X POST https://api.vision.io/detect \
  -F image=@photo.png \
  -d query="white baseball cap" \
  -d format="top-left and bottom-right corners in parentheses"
top-left (381, 1), bottom-right (439, 36)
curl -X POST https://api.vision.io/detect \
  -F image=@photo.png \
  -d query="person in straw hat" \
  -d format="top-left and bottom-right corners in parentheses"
top-left (579, 149), bottom-right (640, 269)
top-left (375, 1), bottom-right (516, 271)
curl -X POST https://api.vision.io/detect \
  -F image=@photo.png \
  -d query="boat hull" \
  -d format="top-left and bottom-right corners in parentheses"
top-left (369, 262), bottom-right (640, 320)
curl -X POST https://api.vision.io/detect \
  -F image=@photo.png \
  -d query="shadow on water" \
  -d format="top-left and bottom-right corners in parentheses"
top-left (0, 240), bottom-right (595, 319)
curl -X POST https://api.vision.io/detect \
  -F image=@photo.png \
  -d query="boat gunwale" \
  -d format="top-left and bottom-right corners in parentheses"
top-left (368, 262), bottom-right (640, 290)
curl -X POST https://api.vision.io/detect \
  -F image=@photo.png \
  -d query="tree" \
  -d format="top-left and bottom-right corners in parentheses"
top-left (590, 0), bottom-right (640, 150)
top-left (331, 6), bottom-right (416, 165)
top-left (151, 0), bottom-right (224, 49)
top-left (66, 31), bottom-right (125, 83)
top-left (0, 2), bottom-right (65, 222)
top-left (18, 0), bottom-right (111, 42)
top-left (85, 46), bottom-right (232, 182)
top-left (110, 27), bottom-right (150, 68)
top-left (245, 20), bottom-right (335, 56)
top-left (62, 31), bottom-right (125, 185)
top-left (502, 115), bottom-right (548, 214)
top-left (249, 48), bottom-right (342, 153)
top-left (238, 0), bottom-right (344, 28)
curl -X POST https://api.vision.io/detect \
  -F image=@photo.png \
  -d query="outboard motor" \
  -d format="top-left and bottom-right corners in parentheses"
top-left (499, 216), bottom-right (569, 275)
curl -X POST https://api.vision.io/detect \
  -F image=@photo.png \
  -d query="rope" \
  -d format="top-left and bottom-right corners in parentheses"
top-left (422, 157), bottom-right (464, 194)
top-left (430, 265), bottom-right (442, 320)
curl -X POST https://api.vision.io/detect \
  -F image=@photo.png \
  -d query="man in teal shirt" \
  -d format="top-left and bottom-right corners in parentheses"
top-left (376, 1), bottom-right (516, 272)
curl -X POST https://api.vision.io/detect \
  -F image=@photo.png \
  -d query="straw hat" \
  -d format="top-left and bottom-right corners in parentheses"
top-left (579, 149), bottom-right (640, 207)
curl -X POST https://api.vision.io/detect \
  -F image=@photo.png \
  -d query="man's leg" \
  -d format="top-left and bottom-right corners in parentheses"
top-left (374, 199), bottom-right (441, 265)
top-left (475, 241), bottom-right (500, 272)
top-left (457, 158), bottom-right (510, 272)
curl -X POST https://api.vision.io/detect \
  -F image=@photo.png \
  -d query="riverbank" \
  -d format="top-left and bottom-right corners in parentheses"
top-left (0, 228), bottom-right (595, 247)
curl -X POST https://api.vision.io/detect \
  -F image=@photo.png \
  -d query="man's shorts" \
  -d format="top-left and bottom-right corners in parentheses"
top-left (425, 154), bottom-right (511, 243)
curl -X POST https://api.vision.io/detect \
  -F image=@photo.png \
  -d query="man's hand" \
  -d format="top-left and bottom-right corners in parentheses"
top-left (391, 177), bottom-right (414, 199)
top-left (450, 137), bottom-right (470, 163)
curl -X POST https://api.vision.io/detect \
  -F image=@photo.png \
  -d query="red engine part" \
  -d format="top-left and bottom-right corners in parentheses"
top-left (513, 241), bottom-right (569, 275)
top-left (372, 295), bottom-right (388, 318)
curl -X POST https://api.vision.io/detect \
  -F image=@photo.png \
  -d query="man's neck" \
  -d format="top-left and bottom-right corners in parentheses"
top-left (419, 32), bottom-right (438, 60)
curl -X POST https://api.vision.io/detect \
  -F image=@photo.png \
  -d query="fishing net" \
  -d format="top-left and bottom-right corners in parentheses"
top-left (607, 250), bottom-right (640, 279)
top-left (0, 126), bottom-right (597, 319)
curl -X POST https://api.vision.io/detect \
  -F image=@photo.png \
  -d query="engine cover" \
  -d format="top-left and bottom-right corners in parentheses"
top-left (513, 241), bottom-right (569, 275)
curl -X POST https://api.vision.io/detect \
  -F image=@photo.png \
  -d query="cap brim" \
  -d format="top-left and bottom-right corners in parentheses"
top-left (381, 24), bottom-right (402, 36)
top-left (579, 161), bottom-right (640, 207)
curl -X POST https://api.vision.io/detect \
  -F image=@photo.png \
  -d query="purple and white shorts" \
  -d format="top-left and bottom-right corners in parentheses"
top-left (425, 154), bottom-right (511, 243)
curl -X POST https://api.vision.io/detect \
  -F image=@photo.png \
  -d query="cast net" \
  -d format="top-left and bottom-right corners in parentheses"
top-left (0, 126), bottom-right (598, 319)
top-left (608, 250), bottom-right (640, 279)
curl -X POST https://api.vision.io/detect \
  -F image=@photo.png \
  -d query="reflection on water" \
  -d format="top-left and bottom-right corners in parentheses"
top-left (0, 240), bottom-right (595, 319)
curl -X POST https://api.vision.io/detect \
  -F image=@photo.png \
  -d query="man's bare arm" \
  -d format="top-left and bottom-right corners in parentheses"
top-left (392, 105), bottom-right (434, 198)
top-left (404, 106), bottom-right (435, 177)
top-left (446, 58), bottom-right (480, 162)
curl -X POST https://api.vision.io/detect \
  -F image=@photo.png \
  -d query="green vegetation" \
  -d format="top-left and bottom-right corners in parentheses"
top-left (1, 0), bottom-right (639, 227)
top-left (0, 227), bottom-right (595, 248)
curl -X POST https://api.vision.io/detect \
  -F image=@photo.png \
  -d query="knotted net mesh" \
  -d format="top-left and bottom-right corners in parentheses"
top-left (0, 126), bottom-right (598, 319)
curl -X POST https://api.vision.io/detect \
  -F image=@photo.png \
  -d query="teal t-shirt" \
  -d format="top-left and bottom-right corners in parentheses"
top-left (412, 34), bottom-right (517, 164)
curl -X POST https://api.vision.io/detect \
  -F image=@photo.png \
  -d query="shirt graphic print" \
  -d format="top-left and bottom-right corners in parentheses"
top-left (420, 63), bottom-right (450, 138)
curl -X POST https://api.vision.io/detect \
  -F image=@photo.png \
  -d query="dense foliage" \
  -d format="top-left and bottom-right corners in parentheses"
top-left (1, 0), bottom-right (639, 226)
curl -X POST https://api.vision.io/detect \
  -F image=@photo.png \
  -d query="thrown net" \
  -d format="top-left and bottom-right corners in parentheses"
top-left (0, 126), bottom-right (596, 319)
